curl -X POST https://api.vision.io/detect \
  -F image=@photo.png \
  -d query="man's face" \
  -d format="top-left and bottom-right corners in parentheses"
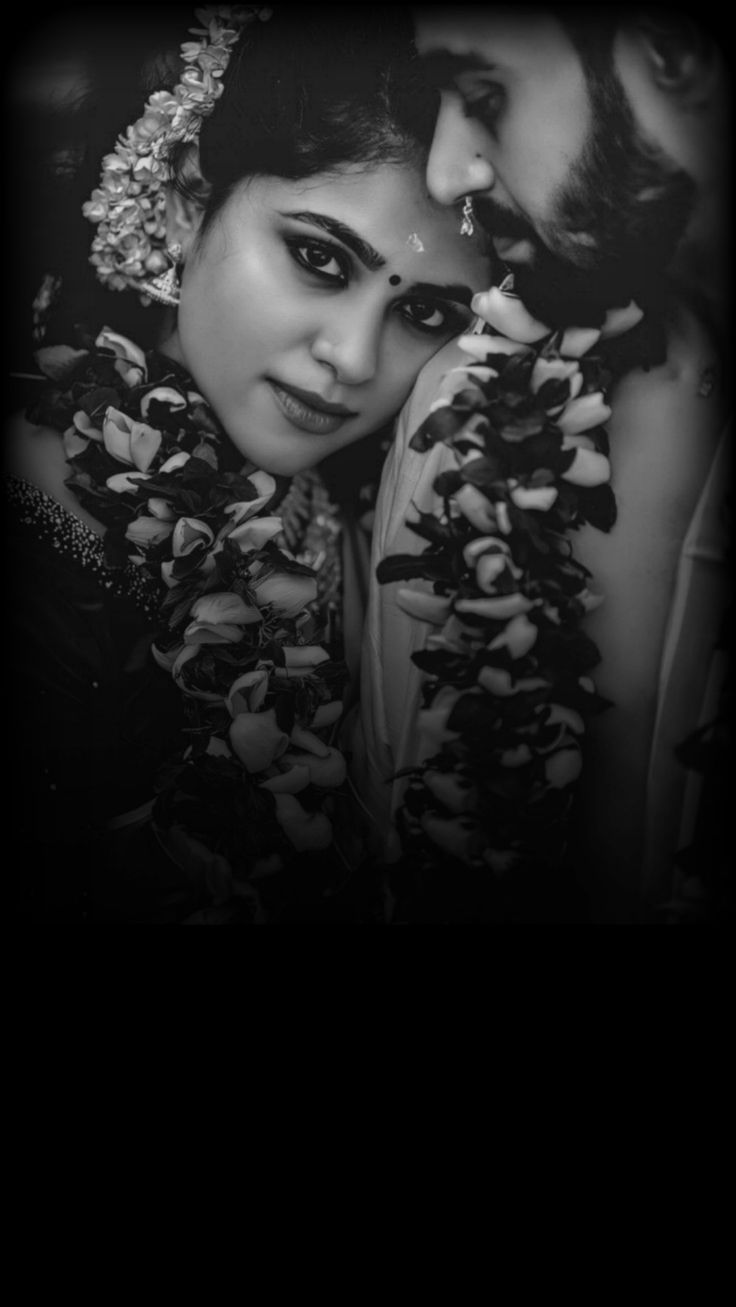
top-left (413, 6), bottom-right (696, 324)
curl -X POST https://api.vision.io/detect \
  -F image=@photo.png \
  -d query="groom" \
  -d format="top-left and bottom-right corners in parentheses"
top-left (356, 7), bottom-right (730, 922)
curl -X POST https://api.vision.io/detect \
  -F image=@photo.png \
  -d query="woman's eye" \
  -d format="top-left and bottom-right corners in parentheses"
top-left (400, 299), bottom-right (467, 336)
top-left (288, 238), bottom-right (346, 284)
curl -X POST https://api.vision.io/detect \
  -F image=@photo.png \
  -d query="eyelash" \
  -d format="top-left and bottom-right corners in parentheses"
top-left (285, 236), bottom-right (468, 339)
top-left (461, 85), bottom-right (505, 133)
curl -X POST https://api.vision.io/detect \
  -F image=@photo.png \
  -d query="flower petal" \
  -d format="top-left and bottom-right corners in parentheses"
top-left (190, 592), bottom-right (261, 626)
top-left (557, 392), bottom-right (612, 436)
top-left (272, 793), bottom-right (333, 851)
top-left (226, 668), bottom-right (270, 717)
top-left (226, 515), bottom-right (283, 552)
top-left (229, 709), bottom-right (289, 773)
top-left (396, 588), bottom-right (453, 624)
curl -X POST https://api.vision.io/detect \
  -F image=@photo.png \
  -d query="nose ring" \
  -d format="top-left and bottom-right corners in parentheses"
top-left (460, 196), bottom-right (475, 237)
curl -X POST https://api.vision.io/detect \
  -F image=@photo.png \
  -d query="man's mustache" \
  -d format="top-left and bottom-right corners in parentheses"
top-left (473, 197), bottom-right (534, 243)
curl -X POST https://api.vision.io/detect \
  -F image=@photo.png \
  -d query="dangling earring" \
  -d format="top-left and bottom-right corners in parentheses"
top-left (142, 242), bottom-right (182, 306)
top-left (460, 196), bottom-right (475, 237)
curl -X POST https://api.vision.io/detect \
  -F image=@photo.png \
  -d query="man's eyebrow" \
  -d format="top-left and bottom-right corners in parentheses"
top-left (419, 49), bottom-right (495, 90)
top-left (279, 210), bottom-right (385, 271)
top-left (407, 281), bottom-right (474, 307)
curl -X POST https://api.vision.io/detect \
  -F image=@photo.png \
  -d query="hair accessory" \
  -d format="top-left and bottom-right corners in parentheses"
top-left (460, 195), bottom-right (475, 237)
top-left (141, 242), bottom-right (182, 306)
top-left (82, 6), bottom-right (272, 304)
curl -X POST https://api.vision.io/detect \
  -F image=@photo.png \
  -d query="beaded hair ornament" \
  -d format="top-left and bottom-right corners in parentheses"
top-left (82, 5), bottom-right (272, 305)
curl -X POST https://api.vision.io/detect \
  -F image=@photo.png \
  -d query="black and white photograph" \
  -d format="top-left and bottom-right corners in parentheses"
top-left (5, 4), bottom-right (731, 924)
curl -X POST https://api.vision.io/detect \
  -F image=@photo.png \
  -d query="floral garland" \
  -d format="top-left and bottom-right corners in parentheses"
top-left (82, 5), bottom-right (272, 299)
top-left (30, 327), bottom-right (351, 920)
top-left (377, 281), bottom-right (645, 921)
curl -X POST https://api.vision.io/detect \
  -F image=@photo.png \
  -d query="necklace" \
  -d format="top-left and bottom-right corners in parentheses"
top-left (27, 326), bottom-right (351, 918)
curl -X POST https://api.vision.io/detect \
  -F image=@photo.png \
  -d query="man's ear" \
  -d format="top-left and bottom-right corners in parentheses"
top-left (164, 144), bottom-right (209, 259)
top-left (635, 14), bottom-right (719, 107)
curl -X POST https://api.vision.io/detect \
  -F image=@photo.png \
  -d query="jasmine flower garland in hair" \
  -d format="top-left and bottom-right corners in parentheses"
top-left (30, 328), bottom-right (350, 920)
top-left (82, 6), bottom-right (272, 300)
top-left (377, 281), bottom-right (645, 920)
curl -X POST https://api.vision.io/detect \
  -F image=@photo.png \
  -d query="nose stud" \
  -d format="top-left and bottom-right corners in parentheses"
top-left (460, 196), bottom-right (475, 237)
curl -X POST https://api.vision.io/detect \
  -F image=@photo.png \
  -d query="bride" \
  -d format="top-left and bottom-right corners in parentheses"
top-left (6, 5), bottom-right (489, 923)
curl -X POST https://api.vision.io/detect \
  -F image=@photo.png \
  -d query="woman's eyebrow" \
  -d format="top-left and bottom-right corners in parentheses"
top-left (408, 280), bottom-right (474, 307)
top-left (279, 210), bottom-right (385, 270)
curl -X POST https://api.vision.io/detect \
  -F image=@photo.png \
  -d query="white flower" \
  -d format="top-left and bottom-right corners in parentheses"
top-left (147, 497), bottom-right (176, 520)
top-left (172, 517), bottom-right (215, 557)
top-left (420, 812), bottom-right (478, 862)
top-left (599, 301), bottom-right (644, 338)
top-left (557, 392), bottom-right (611, 436)
top-left (488, 613), bottom-right (538, 659)
top-left (229, 708), bottom-right (289, 773)
top-left (558, 326), bottom-right (601, 358)
top-left (423, 769), bottom-right (477, 814)
top-left (190, 592), bottom-right (261, 627)
top-left (396, 588), bottom-right (453, 624)
top-left (418, 685), bottom-right (465, 745)
top-left (251, 569), bottom-right (317, 617)
top-left (282, 646), bottom-right (330, 671)
top-left (509, 485), bottom-right (559, 512)
top-left (102, 407), bottom-right (161, 471)
top-left (226, 515), bottom-right (283, 553)
top-left (454, 484), bottom-right (497, 532)
top-left (280, 746), bottom-right (346, 788)
top-left (226, 668), bottom-right (270, 717)
top-left (95, 327), bottom-right (147, 372)
top-left (530, 357), bottom-right (583, 397)
top-left (159, 450), bottom-right (191, 474)
top-left (560, 447), bottom-right (611, 487)
top-left (272, 794), bottom-right (333, 851)
top-left (544, 746), bottom-right (583, 788)
top-left (106, 471), bottom-right (151, 494)
top-left (140, 386), bottom-right (187, 419)
top-left (183, 621), bottom-right (244, 646)
top-left (260, 765), bottom-right (311, 795)
top-left (456, 593), bottom-right (534, 619)
top-left (310, 701), bottom-right (343, 731)
top-left (124, 514), bottom-right (174, 547)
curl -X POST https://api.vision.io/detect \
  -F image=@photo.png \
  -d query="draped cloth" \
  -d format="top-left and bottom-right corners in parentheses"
top-left (352, 340), bottom-right (731, 912)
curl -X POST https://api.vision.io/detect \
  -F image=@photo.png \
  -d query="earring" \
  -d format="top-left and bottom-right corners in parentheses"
top-left (460, 196), bottom-right (475, 237)
top-left (142, 241), bottom-right (182, 306)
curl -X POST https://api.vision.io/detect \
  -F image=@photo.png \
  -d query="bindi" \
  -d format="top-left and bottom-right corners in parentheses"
top-left (388, 274), bottom-right (401, 286)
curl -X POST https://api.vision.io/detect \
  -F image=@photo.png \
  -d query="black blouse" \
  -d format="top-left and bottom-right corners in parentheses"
top-left (6, 477), bottom-right (201, 923)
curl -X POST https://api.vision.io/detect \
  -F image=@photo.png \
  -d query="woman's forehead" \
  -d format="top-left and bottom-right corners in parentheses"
top-left (248, 167), bottom-right (489, 280)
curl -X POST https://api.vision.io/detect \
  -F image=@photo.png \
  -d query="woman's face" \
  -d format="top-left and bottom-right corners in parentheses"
top-left (166, 164), bottom-right (489, 475)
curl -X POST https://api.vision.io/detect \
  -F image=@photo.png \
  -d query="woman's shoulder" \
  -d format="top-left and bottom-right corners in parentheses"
top-left (5, 409), bottom-right (107, 537)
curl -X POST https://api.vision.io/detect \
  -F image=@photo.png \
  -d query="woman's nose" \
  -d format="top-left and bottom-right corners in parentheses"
top-left (426, 92), bottom-right (496, 206)
top-left (311, 306), bottom-right (381, 386)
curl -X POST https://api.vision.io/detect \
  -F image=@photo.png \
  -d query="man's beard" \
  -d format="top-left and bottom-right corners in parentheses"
top-left (475, 66), bottom-right (697, 328)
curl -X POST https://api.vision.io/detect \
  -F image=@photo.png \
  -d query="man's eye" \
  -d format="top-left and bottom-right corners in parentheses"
top-left (288, 238), bottom-right (346, 284)
top-left (461, 84), bottom-right (505, 129)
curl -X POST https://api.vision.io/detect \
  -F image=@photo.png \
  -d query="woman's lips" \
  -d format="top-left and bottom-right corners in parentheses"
top-left (267, 380), bottom-right (356, 435)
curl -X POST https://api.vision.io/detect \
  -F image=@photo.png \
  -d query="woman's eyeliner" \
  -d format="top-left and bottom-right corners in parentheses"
top-left (286, 232), bottom-right (467, 338)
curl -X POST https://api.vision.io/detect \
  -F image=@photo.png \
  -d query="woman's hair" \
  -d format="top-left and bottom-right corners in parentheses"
top-left (10, 5), bottom-right (437, 356)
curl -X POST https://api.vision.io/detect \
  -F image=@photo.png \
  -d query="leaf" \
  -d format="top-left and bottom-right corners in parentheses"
top-left (432, 469), bottom-right (464, 498)
top-left (34, 344), bottom-right (89, 382)
top-left (375, 553), bottom-right (454, 586)
top-left (576, 483), bottom-right (618, 532)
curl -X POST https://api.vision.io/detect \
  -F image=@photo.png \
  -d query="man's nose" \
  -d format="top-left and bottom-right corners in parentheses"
top-left (426, 92), bottom-right (495, 206)
top-left (311, 304), bottom-right (381, 386)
